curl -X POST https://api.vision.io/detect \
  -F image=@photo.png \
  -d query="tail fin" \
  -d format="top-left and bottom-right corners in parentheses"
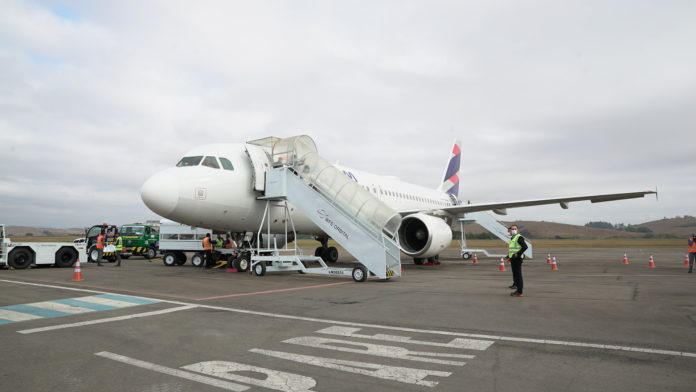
top-left (438, 139), bottom-right (461, 197)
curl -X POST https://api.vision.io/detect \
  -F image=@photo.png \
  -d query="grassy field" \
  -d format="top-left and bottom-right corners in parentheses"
top-left (10, 237), bottom-right (683, 249)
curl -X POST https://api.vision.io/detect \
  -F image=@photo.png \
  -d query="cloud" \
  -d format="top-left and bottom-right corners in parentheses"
top-left (0, 0), bottom-right (693, 227)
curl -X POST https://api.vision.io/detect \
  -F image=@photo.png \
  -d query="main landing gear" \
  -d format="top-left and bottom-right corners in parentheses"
top-left (413, 255), bottom-right (440, 265)
top-left (314, 236), bottom-right (338, 263)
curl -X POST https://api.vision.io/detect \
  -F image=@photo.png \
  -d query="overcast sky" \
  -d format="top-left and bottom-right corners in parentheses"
top-left (1, 0), bottom-right (693, 229)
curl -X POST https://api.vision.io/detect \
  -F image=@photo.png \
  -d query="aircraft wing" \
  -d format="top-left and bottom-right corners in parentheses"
top-left (398, 190), bottom-right (657, 216)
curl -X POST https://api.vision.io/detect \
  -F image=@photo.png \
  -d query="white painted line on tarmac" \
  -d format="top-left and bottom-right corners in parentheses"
top-left (4, 278), bottom-right (696, 359)
top-left (0, 309), bottom-right (43, 322)
top-left (94, 351), bottom-right (249, 391)
top-left (17, 305), bottom-right (197, 334)
top-left (316, 325), bottom-right (495, 350)
top-left (75, 296), bottom-right (144, 308)
top-left (27, 301), bottom-right (95, 314)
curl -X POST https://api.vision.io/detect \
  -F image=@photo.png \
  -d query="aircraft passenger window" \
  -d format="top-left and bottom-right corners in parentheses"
top-left (202, 156), bottom-right (220, 169)
top-left (176, 156), bottom-right (203, 167)
top-left (219, 157), bottom-right (235, 171)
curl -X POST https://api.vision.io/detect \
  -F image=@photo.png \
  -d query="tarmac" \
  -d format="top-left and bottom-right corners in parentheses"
top-left (1, 246), bottom-right (695, 391)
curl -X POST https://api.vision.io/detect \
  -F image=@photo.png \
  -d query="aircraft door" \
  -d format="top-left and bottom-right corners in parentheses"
top-left (245, 144), bottom-right (271, 191)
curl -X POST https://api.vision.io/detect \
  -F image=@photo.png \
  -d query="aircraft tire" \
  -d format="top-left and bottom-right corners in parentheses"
top-left (314, 247), bottom-right (324, 257)
top-left (413, 258), bottom-right (425, 265)
top-left (462, 252), bottom-right (472, 260)
top-left (325, 246), bottom-right (338, 263)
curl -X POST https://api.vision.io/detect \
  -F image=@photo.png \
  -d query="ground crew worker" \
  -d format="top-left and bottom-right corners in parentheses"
top-left (114, 232), bottom-right (123, 267)
top-left (96, 230), bottom-right (105, 266)
top-left (507, 225), bottom-right (528, 296)
top-left (202, 233), bottom-right (213, 269)
top-left (215, 235), bottom-right (224, 249)
top-left (688, 233), bottom-right (696, 273)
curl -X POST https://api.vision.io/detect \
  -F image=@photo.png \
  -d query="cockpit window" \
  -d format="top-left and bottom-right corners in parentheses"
top-left (202, 156), bottom-right (220, 169)
top-left (219, 157), bottom-right (234, 171)
top-left (176, 156), bottom-right (203, 167)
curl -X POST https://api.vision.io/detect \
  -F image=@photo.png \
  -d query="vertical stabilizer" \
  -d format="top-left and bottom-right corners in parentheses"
top-left (438, 139), bottom-right (461, 197)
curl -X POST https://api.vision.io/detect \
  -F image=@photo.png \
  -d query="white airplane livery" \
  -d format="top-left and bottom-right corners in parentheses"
top-left (140, 136), bottom-right (656, 264)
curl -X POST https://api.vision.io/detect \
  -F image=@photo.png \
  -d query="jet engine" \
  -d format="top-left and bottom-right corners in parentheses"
top-left (258, 233), bottom-right (295, 249)
top-left (397, 213), bottom-right (452, 258)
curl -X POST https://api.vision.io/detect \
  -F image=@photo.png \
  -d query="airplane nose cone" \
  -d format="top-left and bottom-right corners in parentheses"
top-left (141, 170), bottom-right (179, 217)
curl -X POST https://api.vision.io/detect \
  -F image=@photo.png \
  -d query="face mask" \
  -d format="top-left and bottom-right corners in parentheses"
top-left (510, 230), bottom-right (518, 235)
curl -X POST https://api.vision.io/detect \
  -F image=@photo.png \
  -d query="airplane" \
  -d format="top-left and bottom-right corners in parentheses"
top-left (140, 136), bottom-right (656, 264)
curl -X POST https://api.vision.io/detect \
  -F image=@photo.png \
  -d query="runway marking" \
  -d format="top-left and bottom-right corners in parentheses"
top-left (250, 349), bottom-right (451, 387)
top-left (95, 351), bottom-right (249, 391)
top-left (3, 278), bottom-right (696, 359)
top-left (195, 281), bottom-right (353, 300)
top-left (18, 305), bottom-right (196, 334)
top-left (0, 292), bottom-right (160, 326)
top-left (283, 336), bottom-right (473, 366)
top-left (316, 326), bottom-right (495, 350)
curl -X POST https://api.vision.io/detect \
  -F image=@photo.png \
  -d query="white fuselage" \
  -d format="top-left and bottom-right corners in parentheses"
top-left (141, 143), bottom-right (456, 234)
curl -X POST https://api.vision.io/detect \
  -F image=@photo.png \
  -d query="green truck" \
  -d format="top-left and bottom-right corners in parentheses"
top-left (119, 223), bottom-right (159, 259)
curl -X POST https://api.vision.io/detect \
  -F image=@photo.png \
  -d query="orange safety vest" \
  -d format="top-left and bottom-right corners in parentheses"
top-left (96, 234), bottom-right (105, 249)
top-left (202, 237), bottom-right (212, 250)
top-left (689, 239), bottom-right (696, 253)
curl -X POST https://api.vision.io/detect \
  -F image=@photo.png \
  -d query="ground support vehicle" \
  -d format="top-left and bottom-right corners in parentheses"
top-left (0, 224), bottom-right (84, 269)
top-left (250, 199), bottom-right (370, 283)
top-left (119, 223), bottom-right (159, 259)
top-left (84, 224), bottom-right (119, 263)
top-left (158, 220), bottom-right (249, 271)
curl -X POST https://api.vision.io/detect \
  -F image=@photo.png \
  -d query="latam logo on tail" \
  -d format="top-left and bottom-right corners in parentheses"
top-left (440, 140), bottom-right (461, 196)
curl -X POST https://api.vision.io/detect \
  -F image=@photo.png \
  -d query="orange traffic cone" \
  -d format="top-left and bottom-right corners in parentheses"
top-left (546, 253), bottom-right (552, 264)
top-left (72, 258), bottom-right (84, 281)
top-left (550, 256), bottom-right (559, 271)
top-left (683, 254), bottom-right (689, 266)
top-left (472, 253), bottom-right (478, 264)
top-left (498, 257), bottom-right (507, 272)
top-left (622, 253), bottom-right (629, 265)
top-left (648, 255), bottom-right (656, 268)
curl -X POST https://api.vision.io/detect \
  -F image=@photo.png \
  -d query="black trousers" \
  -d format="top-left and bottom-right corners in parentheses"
top-left (204, 250), bottom-right (213, 268)
top-left (510, 258), bottom-right (524, 294)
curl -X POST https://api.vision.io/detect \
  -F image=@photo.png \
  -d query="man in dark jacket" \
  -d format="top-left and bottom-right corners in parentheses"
top-left (507, 225), bottom-right (528, 297)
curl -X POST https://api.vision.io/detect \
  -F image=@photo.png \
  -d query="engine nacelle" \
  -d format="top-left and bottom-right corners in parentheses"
top-left (398, 213), bottom-right (452, 258)
top-left (258, 233), bottom-right (295, 249)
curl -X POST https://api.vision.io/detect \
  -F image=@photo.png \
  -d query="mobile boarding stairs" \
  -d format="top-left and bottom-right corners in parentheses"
top-left (249, 136), bottom-right (402, 282)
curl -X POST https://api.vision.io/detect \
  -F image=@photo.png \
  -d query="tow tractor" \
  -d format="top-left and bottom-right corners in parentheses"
top-left (0, 224), bottom-right (84, 269)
